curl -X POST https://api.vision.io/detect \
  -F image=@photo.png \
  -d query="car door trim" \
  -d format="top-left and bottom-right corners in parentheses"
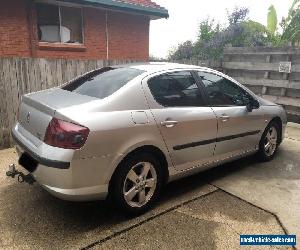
top-left (216, 130), bottom-right (260, 142)
top-left (173, 130), bottom-right (260, 150)
top-left (173, 138), bottom-right (217, 150)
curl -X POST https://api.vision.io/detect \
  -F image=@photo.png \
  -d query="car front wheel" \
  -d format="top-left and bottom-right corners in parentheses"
top-left (258, 121), bottom-right (280, 161)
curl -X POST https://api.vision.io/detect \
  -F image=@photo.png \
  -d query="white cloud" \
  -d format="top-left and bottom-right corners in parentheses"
top-left (150, 0), bottom-right (292, 58)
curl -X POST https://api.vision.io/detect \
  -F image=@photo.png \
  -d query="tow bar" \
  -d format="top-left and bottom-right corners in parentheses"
top-left (6, 164), bottom-right (35, 185)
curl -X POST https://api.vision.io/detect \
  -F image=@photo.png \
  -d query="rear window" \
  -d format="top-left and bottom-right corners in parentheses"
top-left (62, 67), bottom-right (144, 99)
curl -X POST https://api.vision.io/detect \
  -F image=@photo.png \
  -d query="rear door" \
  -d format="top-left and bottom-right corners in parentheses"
top-left (195, 70), bottom-right (265, 159)
top-left (142, 70), bottom-right (217, 171)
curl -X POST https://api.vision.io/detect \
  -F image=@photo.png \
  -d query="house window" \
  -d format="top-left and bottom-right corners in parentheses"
top-left (36, 3), bottom-right (83, 44)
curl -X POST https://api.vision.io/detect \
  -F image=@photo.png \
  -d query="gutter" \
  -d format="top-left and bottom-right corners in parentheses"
top-left (58, 0), bottom-right (169, 19)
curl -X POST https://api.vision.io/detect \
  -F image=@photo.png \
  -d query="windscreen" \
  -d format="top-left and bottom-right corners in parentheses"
top-left (62, 67), bottom-right (145, 99)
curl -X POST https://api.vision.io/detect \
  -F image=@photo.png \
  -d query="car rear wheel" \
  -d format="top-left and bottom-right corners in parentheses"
top-left (110, 153), bottom-right (162, 215)
top-left (258, 121), bottom-right (280, 161)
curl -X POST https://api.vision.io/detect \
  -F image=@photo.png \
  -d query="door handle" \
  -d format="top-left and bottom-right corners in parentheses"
top-left (220, 115), bottom-right (230, 122)
top-left (161, 120), bottom-right (178, 128)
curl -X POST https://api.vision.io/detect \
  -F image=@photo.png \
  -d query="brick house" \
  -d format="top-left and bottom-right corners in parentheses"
top-left (0, 0), bottom-right (168, 60)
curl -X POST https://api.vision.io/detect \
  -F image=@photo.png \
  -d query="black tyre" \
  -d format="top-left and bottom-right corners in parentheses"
top-left (258, 121), bottom-right (280, 161)
top-left (109, 152), bottom-right (163, 215)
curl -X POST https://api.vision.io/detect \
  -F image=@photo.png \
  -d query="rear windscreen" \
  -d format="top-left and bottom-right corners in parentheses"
top-left (62, 67), bottom-right (145, 99)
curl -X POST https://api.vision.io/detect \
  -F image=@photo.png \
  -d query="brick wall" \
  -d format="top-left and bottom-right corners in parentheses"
top-left (0, 0), bottom-right (31, 57)
top-left (108, 12), bottom-right (149, 60)
top-left (0, 0), bottom-right (150, 60)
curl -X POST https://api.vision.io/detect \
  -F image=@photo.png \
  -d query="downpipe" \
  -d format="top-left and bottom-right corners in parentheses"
top-left (6, 164), bottom-right (35, 185)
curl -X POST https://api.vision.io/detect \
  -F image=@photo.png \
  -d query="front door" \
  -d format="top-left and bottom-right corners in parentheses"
top-left (196, 71), bottom-right (265, 159)
top-left (143, 71), bottom-right (217, 171)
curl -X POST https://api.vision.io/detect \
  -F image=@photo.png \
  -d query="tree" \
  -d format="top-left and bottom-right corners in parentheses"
top-left (198, 18), bottom-right (220, 43)
top-left (149, 55), bottom-right (166, 62)
top-left (282, 0), bottom-right (300, 28)
top-left (168, 41), bottom-right (194, 61)
top-left (227, 7), bottom-right (249, 25)
top-left (193, 19), bottom-right (223, 60)
top-left (266, 0), bottom-right (300, 46)
top-left (167, 4), bottom-right (298, 61)
top-left (193, 7), bottom-right (271, 59)
top-left (280, 0), bottom-right (300, 45)
top-left (241, 21), bottom-right (271, 47)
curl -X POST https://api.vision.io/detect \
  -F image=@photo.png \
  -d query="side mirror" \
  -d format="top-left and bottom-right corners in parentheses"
top-left (246, 99), bottom-right (260, 112)
top-left (252, 99), bottom-right (260, 109)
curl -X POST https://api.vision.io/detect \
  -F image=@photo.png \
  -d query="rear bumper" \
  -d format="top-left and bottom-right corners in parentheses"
top-left (12, 123), bottom-right (109, 201)
top-left (12, 123), bottom-right (74, 168)
top-left (12, 130), bottom-right (70, 169)
top-left (42, 184), bottom-right (108, 201)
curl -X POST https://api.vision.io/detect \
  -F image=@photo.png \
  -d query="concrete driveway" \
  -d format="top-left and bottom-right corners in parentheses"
top-left (0, 123), bottom-right (299, 249)
top-left (207, 123), bottom-right (300, 237)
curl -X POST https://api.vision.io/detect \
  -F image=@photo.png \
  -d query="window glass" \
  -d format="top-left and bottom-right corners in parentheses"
top-left (60, 6), bottom-right (83, 43)
top-left (36, 3), bottom-right (83, 43)
top-left (37, 4), bottom-right (60, 42)
top-left (62, 67), bottom-right (144, 99)
top-left (148, 72), bottom-right (205, 107)
top-left (197, 71), bottom-right (252, 106)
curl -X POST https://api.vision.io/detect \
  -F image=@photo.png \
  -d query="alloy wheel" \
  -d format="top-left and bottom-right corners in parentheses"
top-left (264, 126), bottom-right (278, 157)
top-left (123, 162), bottom-right (157, 208)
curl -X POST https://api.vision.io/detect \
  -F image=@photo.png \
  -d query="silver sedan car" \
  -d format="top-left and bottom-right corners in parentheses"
top-left (11, 63), bottom-right (287, 214)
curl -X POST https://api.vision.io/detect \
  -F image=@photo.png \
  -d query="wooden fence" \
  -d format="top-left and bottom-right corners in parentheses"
top-left (0, 57), bottom-right (136, 148)
top-left (176, 47), bottom-right (300, 123)
top-left (222, 47), bottom-right (300, 123)
top-left (1, 48), bottom-right (300, 148)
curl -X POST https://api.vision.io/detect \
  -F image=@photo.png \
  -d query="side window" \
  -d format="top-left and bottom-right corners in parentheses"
top-left (197, 71), bottom-right (252, 106)
top-left (148, 71), bottom-right (205, 107)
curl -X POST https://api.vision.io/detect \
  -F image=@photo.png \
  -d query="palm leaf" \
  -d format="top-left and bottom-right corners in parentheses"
top-left (286, 0), bottom-right (300, 23)
top-left (281, 9), bottom-right (300, 45)
top-left (267, 5), bottom-right (278, 34)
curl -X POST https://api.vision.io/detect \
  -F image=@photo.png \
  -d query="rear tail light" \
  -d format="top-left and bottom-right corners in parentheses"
top-left (44, 118), bottom-right (90, 149)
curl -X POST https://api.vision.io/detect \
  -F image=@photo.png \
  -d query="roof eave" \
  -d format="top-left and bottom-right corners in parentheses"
top-left (59, 0), bottom-right (169, 19)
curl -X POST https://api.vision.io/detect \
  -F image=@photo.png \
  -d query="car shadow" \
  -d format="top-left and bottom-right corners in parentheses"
top-left (198, 154), bottom-right (258, 182)
top-left (0, 153), bottom-right (280, 249)
top-left (200, 147), bottom-right (300, 182)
